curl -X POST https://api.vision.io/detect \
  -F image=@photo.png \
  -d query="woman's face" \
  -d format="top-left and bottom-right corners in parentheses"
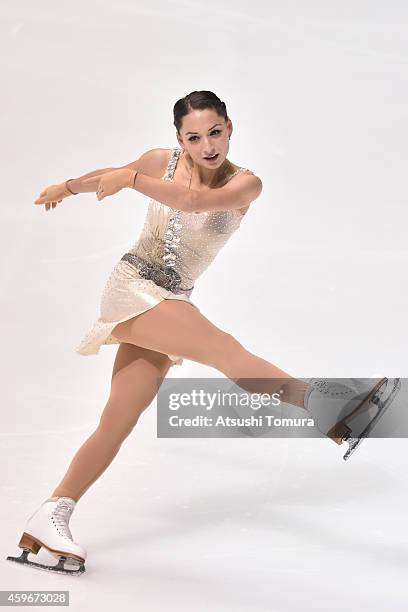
top-left (177, 108), bottom-right (232, 168)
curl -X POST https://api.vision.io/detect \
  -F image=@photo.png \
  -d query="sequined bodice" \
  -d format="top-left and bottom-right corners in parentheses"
top-left (128, 148), bottom-right (250, 291)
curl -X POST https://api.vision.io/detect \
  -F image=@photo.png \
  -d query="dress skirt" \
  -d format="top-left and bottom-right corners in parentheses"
top-left (75, 259), bottom-right (200, 367)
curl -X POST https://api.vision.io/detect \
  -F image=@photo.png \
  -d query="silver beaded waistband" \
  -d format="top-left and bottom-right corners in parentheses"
top-left (120, 252), bottom-right (194, 296)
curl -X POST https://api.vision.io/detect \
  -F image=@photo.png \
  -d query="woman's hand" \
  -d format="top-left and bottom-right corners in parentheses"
top-left (83, 168), bottom-right (136, 201)
top-left (34, 181), bottom-right (75, 211)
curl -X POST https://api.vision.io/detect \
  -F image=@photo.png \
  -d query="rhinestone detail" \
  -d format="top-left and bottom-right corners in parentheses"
top-left (120, 252), bottom-right (193, 294)
top-left (162, 148), bottom-right (183, 270)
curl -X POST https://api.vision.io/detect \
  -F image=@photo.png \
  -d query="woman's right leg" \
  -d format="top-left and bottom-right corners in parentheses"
top-left (51, 342), bottom-right (173, 502)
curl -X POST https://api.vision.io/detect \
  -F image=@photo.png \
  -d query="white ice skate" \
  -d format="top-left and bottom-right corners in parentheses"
top-left (304, 377), bottom-right (401, 461)
top-left (6, 496), bottom-right (86, 575)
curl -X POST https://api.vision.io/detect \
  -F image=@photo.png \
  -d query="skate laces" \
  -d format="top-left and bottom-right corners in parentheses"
top-left (51, 499), bottom-right (75, 541)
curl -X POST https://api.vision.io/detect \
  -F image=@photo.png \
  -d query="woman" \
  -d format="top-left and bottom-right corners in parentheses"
top-left (8, 91), bottom-right (398, 575)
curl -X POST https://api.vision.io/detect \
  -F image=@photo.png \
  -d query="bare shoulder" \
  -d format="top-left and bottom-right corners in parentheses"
top-left (228, 163), bottom-right (261, 189)
top-left (222, 162), bottom-right (262, 190)
top-left (194, 167), bottom-right (262, 215)
top-left (229, 168), bottom-right (263, 201)
top-left (120, 148), bottom-right (171, 179)
top-left (232, 170), bottom-right (263, 216)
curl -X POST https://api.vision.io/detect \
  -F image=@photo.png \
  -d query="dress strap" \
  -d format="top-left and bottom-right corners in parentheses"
top-left (163, 148), bottom-right (181, 180)
top-left (227, 167), bottom-right (252, 182)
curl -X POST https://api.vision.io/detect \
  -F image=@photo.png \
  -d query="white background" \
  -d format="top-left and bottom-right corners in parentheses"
top-left (1, 1), bottom-right (407, 610)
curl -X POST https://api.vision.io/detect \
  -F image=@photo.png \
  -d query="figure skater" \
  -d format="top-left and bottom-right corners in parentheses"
top-left (7, 91), bottom-right (399, 575)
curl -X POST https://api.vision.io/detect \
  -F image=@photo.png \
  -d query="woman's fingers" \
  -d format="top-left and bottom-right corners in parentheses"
top-left (35, 195), bottom-right (60, 206)
top-left (43, 201), bottom-right (59, 211)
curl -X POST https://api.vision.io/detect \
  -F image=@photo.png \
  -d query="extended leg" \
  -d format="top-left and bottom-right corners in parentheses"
top-left (112, 300), bottom-right (310, 413)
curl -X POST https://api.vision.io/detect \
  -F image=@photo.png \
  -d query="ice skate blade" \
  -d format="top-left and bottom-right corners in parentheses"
top-left (342, 377), bottom-right (401, 461)
top-left (6, 549), bottom-right (85, 575)
top-left (327, 378), bottom-right (387, 443)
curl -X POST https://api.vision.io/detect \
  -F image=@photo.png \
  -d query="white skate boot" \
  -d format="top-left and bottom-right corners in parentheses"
top-left (6, 496), bottom-right (86, 575)
top-left (304, 377), bottom-right (401, 460)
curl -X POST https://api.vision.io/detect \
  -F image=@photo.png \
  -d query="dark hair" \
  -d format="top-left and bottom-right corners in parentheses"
top-left (173, 90), bottom-right (228, 134)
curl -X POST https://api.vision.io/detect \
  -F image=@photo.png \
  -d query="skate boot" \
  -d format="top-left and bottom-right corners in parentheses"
top-left (304, 377), bottom-right (401, 461)
top-left (6, 496), bottom-right (86, 575)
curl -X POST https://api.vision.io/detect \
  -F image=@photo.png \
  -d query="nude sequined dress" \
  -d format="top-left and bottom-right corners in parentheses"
top-left (75, 147), bottom-right (252, 366)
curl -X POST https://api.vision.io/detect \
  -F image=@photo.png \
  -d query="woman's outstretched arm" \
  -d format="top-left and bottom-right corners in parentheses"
top-left (84, 150), bottom-right (261, 213)
top-left (67, 153), bottom-right (155, 193)
top-left (44, 148), bottom-right (162, 197)
top-left (66, 167), bottom-right (117, 194)
top-left (34, 149), bottom-right (168, 210)
top-left (83, 149), bottom-right (193, 212)
top-left (34, 165), bottom-right (119, 210)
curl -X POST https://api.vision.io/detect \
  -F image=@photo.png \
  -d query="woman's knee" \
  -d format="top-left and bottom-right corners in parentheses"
top-left (97, 398), bottom-right (148, 441)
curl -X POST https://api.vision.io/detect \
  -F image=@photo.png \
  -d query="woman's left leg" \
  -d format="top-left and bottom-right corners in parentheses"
top-left (113, 300), bottom-right (308, 412)
top-left (218, 347), bottom-right (309, 411)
